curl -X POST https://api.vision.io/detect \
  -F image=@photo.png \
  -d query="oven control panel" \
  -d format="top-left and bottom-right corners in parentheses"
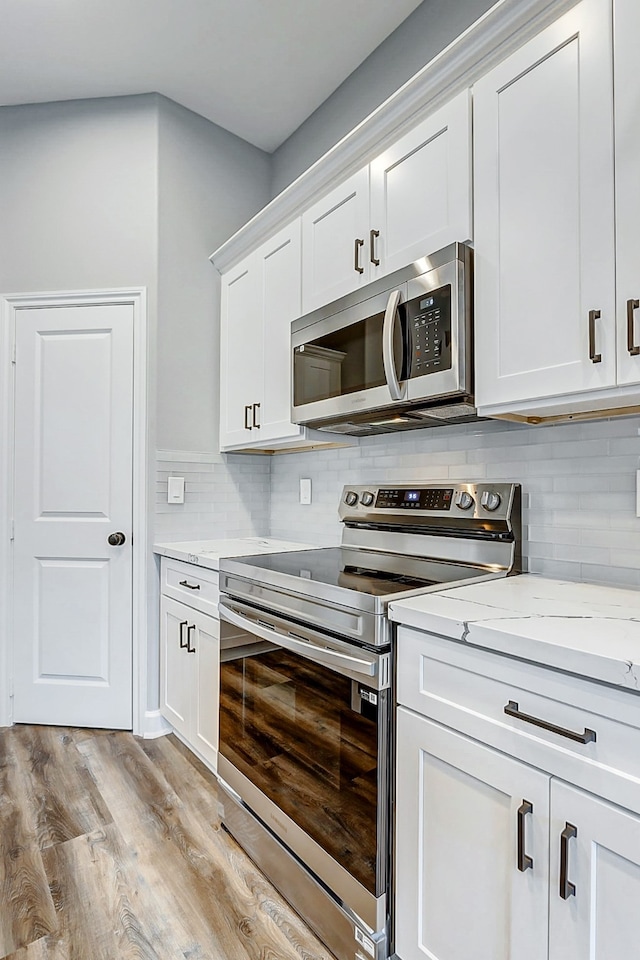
top-left (375, 487), bottom-right (453, 510)
top-left (340, 483), bottom-right (519, 522)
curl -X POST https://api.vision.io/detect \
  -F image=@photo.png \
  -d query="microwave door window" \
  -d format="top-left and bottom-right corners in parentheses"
top-left (294, 312), bottom-right (389, 406)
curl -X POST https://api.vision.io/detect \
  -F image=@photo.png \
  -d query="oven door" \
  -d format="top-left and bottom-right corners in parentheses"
top-left (218, 598), bottom-right (391, 932)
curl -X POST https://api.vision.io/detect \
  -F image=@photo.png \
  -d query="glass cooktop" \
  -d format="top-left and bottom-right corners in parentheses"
top-left (227, 547), bottom-right (480, 598)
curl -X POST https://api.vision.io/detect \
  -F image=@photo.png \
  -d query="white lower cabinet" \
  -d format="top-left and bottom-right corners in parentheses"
top-left (160, 595), bottom-right (219, 771)
top-left (396, 708), bottom-right (550, 960)
top-left (549, 781), bottom-right (640, 960)
top-left (395, 627), bottom-right (640, 960)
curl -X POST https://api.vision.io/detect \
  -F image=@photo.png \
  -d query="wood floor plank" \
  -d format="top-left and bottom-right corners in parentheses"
top-left (2, 933), bottom-right (69, 959)
top-left (10, 726), bottom-right (112, 851)
top-left (76, 731), bottom-right (334, 960)
top-left (140, 736), bottom-right (338, 960)
top-left (42, 823), bottom-right (202, 960)
top-left (0, 733), bottom-right (58, 957)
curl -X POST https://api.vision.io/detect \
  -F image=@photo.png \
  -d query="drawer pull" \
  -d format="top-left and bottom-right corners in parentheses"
top-left (179, 580), bottom-right (201, 590)
top-left (560, 823), bottom-right (577, 899)
top-left (504, 700), bottom-right (596, 744)
top-left (517, 800), bottom-right (533, 872)
top-left (179, 620), bottom-right (188, 648)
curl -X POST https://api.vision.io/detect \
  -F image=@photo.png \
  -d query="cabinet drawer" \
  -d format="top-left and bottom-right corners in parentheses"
top-left (161, 557), bottom-right (219, 617)
top-left (397, 626), bottom-right (640, 813)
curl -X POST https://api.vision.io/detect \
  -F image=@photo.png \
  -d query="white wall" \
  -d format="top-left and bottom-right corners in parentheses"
top-left (269, 0), bottom-right (497, 195)
top-left (269, 416), bottom-right (640, 589)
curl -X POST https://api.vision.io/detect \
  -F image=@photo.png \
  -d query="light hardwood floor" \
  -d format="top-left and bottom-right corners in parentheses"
top-left (0, 725), bottom-right (336, 960)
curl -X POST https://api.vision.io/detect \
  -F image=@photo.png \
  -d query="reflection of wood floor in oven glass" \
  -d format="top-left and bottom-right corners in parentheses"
top-left (0, 725), bottom-right (335, 960)
top-left (220, 651), bottom-right (379, 893)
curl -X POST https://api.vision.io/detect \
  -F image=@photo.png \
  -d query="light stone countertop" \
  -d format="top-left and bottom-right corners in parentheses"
top-left (153, 537), bottom-right (319, 571)
top-left (389, 574), bottom-right (640, 691)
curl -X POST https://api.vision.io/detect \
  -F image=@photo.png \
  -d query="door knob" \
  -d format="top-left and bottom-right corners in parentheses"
top-left (108, 531), bottom-right (126, 546)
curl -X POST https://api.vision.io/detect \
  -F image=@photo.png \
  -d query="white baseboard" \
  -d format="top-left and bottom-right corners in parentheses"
top-left (140, 709), bottom-right (172, 739)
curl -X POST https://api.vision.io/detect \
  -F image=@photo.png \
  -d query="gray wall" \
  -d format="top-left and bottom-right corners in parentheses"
top-left (0, 95), bottom-right (158, 303)
top-left (157, 96), bottom-right (270, 453)
top-left (270, 0), bottom-right (497, 196)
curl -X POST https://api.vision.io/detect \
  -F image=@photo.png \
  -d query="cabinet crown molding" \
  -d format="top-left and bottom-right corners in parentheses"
top-left (210, 0), bottom-right (577, 274)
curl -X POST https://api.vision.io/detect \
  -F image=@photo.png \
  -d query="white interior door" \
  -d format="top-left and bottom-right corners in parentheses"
top-left (13, 302), bottom-right (134, 728)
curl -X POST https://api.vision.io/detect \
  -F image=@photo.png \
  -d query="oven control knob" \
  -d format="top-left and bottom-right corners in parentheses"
top-left (455, 491), bottom-right (475, 511)
top-left (360, 491), bottom-right (374, 507)
top-left (344, 490), bottom-right (359, 506)
top-left (481, 490), bottom-right (502, 512)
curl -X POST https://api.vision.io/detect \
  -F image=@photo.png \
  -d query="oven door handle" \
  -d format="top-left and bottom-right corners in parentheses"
top-left (382, 288), bottom-right (407, 401)
top-left (219, 601), bottom-right (378, 680)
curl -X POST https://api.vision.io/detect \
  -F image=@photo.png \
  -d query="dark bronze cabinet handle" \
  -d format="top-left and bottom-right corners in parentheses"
top-left (504, 701), bottom-right (596, 744)
top-left (253, 402), bottom-right (261, 428)
top-left (560, 823), bottom-right (577, 899)
top-left (186, 624), bottom-right (196, 654)
top-left (354, 238), bottom-right (365, 274)
top-left (179, 620), bottom-right (188, 648)
top-left (244, 405), bottom-right (253, 430)
top-left (517, 800), bottom-right (533, 872)
top-left (627, 299), bottom-right (640, 356)
top-left (370, 229), bottom-right (380, 266)
top-left (588, 309), bottom-right (602, 363)
top-left (179, 580), bottom-right (200, 590)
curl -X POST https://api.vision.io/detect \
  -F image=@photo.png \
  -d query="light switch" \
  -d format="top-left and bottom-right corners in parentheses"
top-left (299, 478), bottom-right (312, 504)
top-left (168, 476), bottom-right (185, 504)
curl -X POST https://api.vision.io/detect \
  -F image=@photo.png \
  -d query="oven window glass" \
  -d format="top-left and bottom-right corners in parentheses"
top-left (293, 308), bottom-right (406, 405)
top-left (220, 637), bottom-right (383, 895)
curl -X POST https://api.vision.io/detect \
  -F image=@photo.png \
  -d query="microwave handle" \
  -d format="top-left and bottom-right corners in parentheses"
top-left (382, 289), bottom-right (406, 401)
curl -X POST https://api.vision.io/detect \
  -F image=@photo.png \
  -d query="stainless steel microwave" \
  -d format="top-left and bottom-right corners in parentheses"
top-left (291, 243), bottom-right (477, 435)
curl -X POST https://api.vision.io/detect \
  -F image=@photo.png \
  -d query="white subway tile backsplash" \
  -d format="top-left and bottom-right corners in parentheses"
top-left (154, 417), bottom-right (640, 590)
top-left (269, 416), bottom-right (640, 588)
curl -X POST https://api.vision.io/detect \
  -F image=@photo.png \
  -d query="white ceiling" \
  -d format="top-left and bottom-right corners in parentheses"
top-left (0, 0), bottom-right (424, 152)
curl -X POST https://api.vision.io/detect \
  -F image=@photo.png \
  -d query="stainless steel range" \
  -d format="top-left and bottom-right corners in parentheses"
top-left (217, 482), bottom-right (521, 960)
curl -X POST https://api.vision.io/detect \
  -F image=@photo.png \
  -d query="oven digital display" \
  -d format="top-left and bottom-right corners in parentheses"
top-left (375, 488), bottom-right (454, 510)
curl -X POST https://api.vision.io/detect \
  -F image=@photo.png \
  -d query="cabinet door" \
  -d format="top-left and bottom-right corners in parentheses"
top-left (474, 0), bottom-right (616, 409)
top-left (219, 253), bottom-right (263, 449)
top-left (160, 596), bottom-right (192, 740)
top-left (190, 607), bottom-right (220, 771)
top-left (370, 90), bottom-right (472, 278)
top-left (301, 167), bottom-right (370, 313)
top-left (258, 220), bottom-right (304, 444)
top-left (396, 708), bottom-right (549, 960)
top-left (549, 780), bottom-right (640, 960)
top-left (614, 0), bottom-right (640, 386)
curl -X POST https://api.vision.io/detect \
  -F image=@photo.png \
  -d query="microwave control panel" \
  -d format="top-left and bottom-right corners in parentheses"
top-left (405, 284), bottom-right (452, 378)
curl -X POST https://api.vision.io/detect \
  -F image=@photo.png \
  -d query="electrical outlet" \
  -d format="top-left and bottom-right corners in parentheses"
top-left (167, 476), bottom-right (185, 504)
top-left (299, 478), bottom-right (312, 505)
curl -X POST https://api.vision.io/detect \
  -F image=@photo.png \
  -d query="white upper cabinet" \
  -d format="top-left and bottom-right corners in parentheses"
top-left (220, 254), bottom-right (261, 449)
top-left (474, 0), bottom-right (616, 412)
top-left (301, 90), bottom-right (472, 315)
top-left (302, 168), bottom-right (371, 312)
top-left (614, 0), bottom-right (640, 387)
top-left (370, 90), bottom-right (472, 277)
top-left (220, 220), bottom-right (307, 452)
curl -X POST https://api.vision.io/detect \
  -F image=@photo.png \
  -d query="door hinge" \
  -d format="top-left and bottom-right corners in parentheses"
top-left (11, 340), bottom-right (16, 365)
top-left (9, 519), bottom-right (14, 541)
